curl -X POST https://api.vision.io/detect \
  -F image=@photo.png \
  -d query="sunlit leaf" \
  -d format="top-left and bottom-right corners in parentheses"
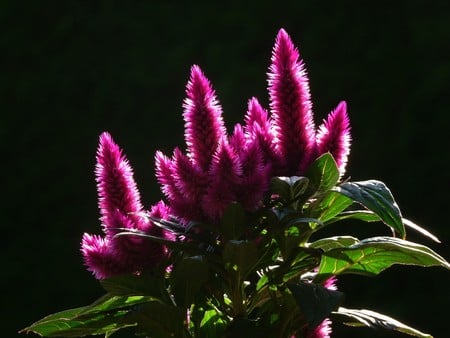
top-left (333, 307), bottom-right (433, 337)
top-left (20, 294), bottom-right (153, 337)
top-left (309, 236), bottom-right (359, 251)
top-left (333, 180), bottom-right (405, 238)
top-left (317, 236), bottom-right (450, 280)
top-left (306, 153), bottom-right (340, 194)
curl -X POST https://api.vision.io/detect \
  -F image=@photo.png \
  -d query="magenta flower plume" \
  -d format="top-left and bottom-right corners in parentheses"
top-left (203, 141), bottom-right (242, 220)
top-left (81, 233), bottom-right (131, 279)
top-left (183, 65), bottom-right (226, 171)
top-left (316, 101), bottom-right (351, 174)
top-left (244, 97), bottom-right (280, 173)
top-left (268, 28), bottom-right (316, 175)
top-left (96, 132), bottom-right (144, 232)
top-left (235, 139), bottom-right (271, 210)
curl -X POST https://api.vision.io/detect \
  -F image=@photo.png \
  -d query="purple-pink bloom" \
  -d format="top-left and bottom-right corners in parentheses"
top-left (268, 29), bottom-right (316, 175)
top-left (81, 233), bottom-right (131, 279)
top-left (244, 97), bottom-right (280, 173)
top-left (316, 101), bottom-right (351, 175)
top-left (203, 141), bottom-right (242, 221)
top-left (95, 132), bottom-right (144, 234)
top-left (183, 65), bottom-right (226, 172)
top-left (82, 133), bottom-right (172, 279)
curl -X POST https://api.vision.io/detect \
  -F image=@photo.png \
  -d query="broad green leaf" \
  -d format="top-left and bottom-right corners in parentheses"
top-left (223, 240), bottom-right (258, 276)
top-left (270, 176), bottom-right (309, 204)
top-left (171, 255), bottom-right (209, 307)
top-left (100, 274), bottom-right (167, 299)
top-left (309, 236), bottom-right (360, 251)
top-left (317, 236), bottom-right (450, 280)
top-left (198, 309), bottom-right (227, 338)
top-left (333, 180), bottom-right (405, 238)
top-left (307, 191), bottom-right (353, 224)
top-left (20, 294), bottom-right (153, 337)
top-left (333, 307), bottom-right (433, 337)
top-left (306, 153), bottom-right (340, 194)
top-left (332, 210), bottom-right (381, 223)
top-left (288, 281), bottom-right (344, 328)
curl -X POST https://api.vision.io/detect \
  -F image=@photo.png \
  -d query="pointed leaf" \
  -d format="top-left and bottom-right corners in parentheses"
top-left (308, 190), bottom-right (353, 224)
top-left (306, 153), bottom-right (340, 194)
top-left (21, 294), bottom-right (153, 337)
top-left (317, 236), bottom-right (450, 280)
top-left (309, 236), bottom-right (360, 251)
top-left (288, 281), bottom-right (344, 328)
top-left (333, 307), bottom-right (433, 337)
top-left (100, 274), bottom-right (167, 299)
top-left (333, 180), bottom-right (405, 238)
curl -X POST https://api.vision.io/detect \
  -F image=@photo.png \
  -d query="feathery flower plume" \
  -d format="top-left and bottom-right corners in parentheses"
top-left (183, 65), bottom-right (226, 172)
top-left (244, 97), bottom-right (279, 173)
top-left (235, 139), bottom-right (271, 210)
top-left (268, 29), bottom-right (316, 175)
top-left (203, 141), bottom-right (243, 220)
top-left (95, 132), bottom-right (144, 233)
top-left (81, 233), bottom-right (131, 279)
top-left (316, 101), bottom-right (351, 174)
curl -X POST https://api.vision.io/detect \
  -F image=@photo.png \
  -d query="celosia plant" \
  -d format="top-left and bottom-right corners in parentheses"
top-left (22, 29), bottom-right (449, 338)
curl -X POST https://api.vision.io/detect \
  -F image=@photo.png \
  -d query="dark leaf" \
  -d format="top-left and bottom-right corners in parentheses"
top-left (288, 281), bottom-right (344, 328)
top-left (333, 180), bottom-right (405, 238)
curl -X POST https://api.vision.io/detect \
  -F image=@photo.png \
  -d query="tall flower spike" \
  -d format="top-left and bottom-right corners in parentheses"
top-left (96, 132), bottom-right (144, 232)
top-left (268, 28), bottom-right (316, 175)
top-left (244, 97), bottom-right (280, 173)
top-left (316, 101), bottom-right (351, 175)
top-left (183, 65), bottom-right (226, 171)
top-left (203, 141), bottom-right (242, 221)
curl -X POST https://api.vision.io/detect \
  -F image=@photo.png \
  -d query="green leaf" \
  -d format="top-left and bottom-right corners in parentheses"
top-left (171, 255), bottom-right (209, 307)
top-left (317, 236), bottom-right (450, 280)
top-left (20, 294), bottom-right (153, 337)
top-left (333, 307), bottom-right (433, 337)
top-left (198, 309), bottom-right (227, 338)
top-left (306, 153), bottom-right (340, 194)
top-left (308, 191), bottom-right (353, 224)
top-left (288, 281), bottom-right (344, 328)
top-left (333, 180), bottom-right (405, 238)
top-left (100, 273), bottom-right (167, 299)
top-left (309, 236), bottom-right (360, 251)
top-left (223, 240), bottom-right (258, 276)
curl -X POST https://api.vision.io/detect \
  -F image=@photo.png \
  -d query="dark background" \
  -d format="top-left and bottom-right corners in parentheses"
top-left (3, 1), bottom-right (449, 338)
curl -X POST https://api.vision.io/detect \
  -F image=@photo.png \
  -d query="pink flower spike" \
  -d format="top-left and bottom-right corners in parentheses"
top-left (268, 29), bottom-right (316, 175)
top-left (183, 65), bottom-right (226, 171)
top-left (229, 123), bottom-right (247, 154)
top-left (306, 318), bottom-right (332, 338)
top-left (316, 101), bottom-right (351, 175)
top-left (81, 233), bottom-right (132, 279)
top-left (172, 148), bottom-right (207, 205)
top-left (244, 97), bottom-right (270, 129)
top-left (244, 97), bottom-right (280, 172)
top-left (203, 141), bottom-right (242, 221)
top-left (96, 132), bottom-right (144, 229)
top-left (155, 150), bottom-right (180, 201)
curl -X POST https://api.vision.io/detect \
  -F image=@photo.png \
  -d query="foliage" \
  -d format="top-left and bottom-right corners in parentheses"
top-left (21, 153), bottom-right (450, 338)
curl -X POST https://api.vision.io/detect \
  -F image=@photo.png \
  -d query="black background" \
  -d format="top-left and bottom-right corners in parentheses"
top-left (3, 1), bottom-right (449, 337)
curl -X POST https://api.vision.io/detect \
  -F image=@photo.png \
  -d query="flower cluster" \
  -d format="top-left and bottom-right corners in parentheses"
top-left (156, 28), bottom-right (350, 224)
